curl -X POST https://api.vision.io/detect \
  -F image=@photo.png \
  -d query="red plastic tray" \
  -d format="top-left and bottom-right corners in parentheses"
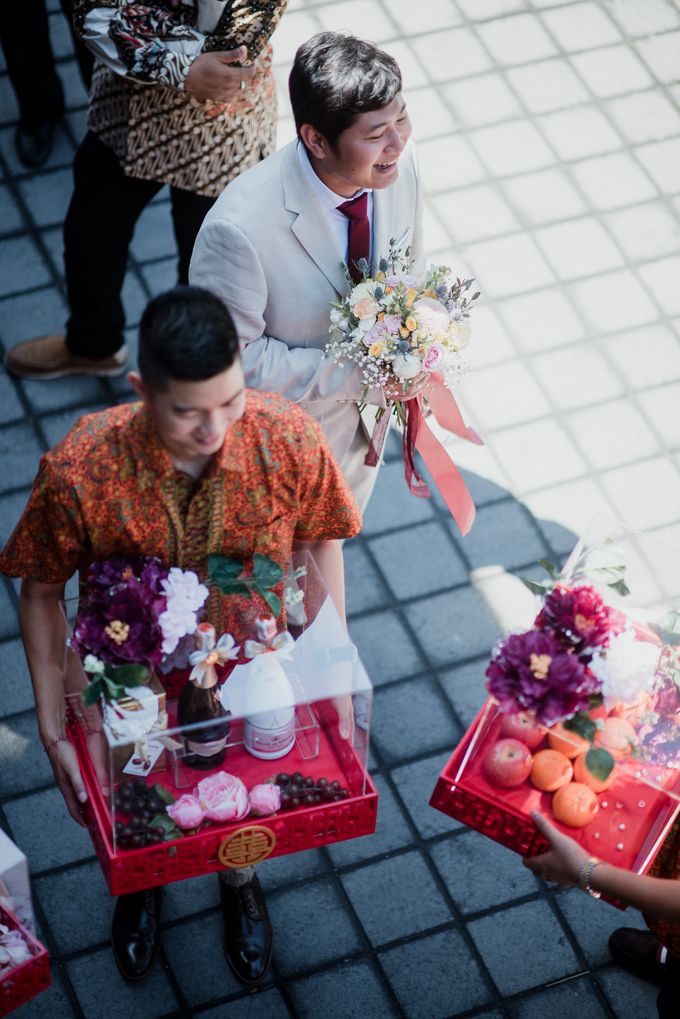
top-left (431, 699), bottom-right (680, 902)
top-left (0, 907), bottom-right (50, 1017)
top-left (69, 710), bottom-right (378, 896)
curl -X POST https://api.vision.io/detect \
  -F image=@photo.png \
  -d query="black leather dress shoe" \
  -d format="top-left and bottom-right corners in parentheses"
top-left (111, 888), bottom-right (163, 981)
top-left (609, 927), bottom-right (666, 984)
top-left (15, 122), bottom-right (56, 169)
top-left (220, 875), bottom-right (272, 985)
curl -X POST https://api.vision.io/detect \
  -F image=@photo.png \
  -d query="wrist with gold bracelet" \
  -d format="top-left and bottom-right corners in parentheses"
top-left (577, 856), bottom-right (602, 899)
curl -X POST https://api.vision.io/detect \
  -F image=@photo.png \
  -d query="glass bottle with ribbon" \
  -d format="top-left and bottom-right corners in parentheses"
top-left (178, 623), bottom-right (238, 770)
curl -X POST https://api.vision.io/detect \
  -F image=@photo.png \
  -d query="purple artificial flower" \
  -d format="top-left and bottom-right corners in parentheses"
top-left (534, 584), bottom-right (624, 657)
top-left (485, 628), bottom-right (601, 726)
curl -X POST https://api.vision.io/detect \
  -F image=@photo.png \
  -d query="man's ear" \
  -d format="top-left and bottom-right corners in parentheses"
top-left (127, 371), bottom-right (147, 401)
top-left (299, 123), bottom-right (329, 161)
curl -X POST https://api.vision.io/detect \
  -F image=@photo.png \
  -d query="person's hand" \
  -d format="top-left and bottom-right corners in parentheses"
top-left (185, 47), bottom-right (255, 103)
top-left (46, 740), bottom-right (91, 827)
top-left (522, 810), bottom-right (590, 886)
top-left (332, 694), bottom-right (355, 742)
top-left (384, 370), bottom-right (430, 402)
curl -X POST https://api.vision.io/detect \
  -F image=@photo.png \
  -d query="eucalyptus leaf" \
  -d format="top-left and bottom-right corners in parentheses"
top-left (585, 747), bottom-right (615, 781)
top-left (520, 576), bottom-right (549, 596)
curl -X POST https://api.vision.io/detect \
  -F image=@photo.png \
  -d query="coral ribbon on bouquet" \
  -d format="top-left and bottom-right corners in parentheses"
top-left (403, 373), bottom-right (483, 536)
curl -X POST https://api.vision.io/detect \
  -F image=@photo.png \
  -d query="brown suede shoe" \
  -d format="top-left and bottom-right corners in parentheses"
top-left (4, 334), bottom-right (128, 380)
top-left (609, 928), bottom-right (666, 984)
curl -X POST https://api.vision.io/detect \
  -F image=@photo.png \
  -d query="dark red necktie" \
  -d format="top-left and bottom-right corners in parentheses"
top-left (337, 192), bottom-right (370, 284)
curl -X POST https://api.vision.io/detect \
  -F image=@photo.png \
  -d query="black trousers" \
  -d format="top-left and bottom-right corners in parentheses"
top-left (657, 952), bottom-right (680, 1018)
top-left (64, 131), bottom-right (216, 359)
top-left (0, 0), bottom-right (92, 129)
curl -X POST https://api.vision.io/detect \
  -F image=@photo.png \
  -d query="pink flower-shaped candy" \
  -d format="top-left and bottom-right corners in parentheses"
top-left (249, 783), bottom-right (281, 817)
top-left (196, 772), bottom-right (250, 823)
top-left (166, 793), bottom-right (205, 830)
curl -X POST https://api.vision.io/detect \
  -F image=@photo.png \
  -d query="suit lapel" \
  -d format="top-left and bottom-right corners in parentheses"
top-left (281, 143), bottom-right (349, 297)
top-left (372, 175), bottom-right (412, 270)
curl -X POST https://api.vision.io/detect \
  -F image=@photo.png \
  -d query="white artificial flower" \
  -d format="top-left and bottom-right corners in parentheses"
top-left (590, 625), bottom-right (660, 706)
top-left (413, 297), bottom-right (450, 344)
top-left (159, 569), bottom-right (209, 655)
top-left (83, 654), bottom-right (105, 675)
top-left (392, 352), bottom-right (422, 380)
top-left (448, 318), bottom-right (471, 352)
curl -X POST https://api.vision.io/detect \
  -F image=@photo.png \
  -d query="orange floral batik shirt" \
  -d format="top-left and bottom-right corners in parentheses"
top-left (0, 390), bottom-right (361, 636)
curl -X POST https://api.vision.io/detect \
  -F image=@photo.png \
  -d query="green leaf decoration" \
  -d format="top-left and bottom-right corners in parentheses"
top-left (252, 553), bottom-right (284, 587)
top-left (214, 579), bottom-right (251, 598)
top-left (152, 784), bottom-right (176, 805)
top-left (261, 589), bottom-right (281, 617)
top-left (563, 711), bottom-right (596, 744)
top-left (108, 663), bottom-right (149, 687)
top-left (608, 578), bottom-right (631, 597)
top-left (537, 559), bottom-right (559, 578)
top-left (585, 747), bottom-right (615, 781)
top-left (519, 576), bottom-right (550, 596)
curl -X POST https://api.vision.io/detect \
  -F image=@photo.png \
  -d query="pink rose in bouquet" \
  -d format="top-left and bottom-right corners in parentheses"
top-left (196, 772), bottom-right (250, 823)
top-left (167, 794), bottom-right (205, 830)
top-left (249, 783), bottom-right (281, 817)
top-left (423, 343), bottom-right (446, 372)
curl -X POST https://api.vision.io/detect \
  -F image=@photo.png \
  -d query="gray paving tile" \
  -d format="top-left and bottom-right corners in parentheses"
top-left (0, 712), bottom-right (54, 796)
top-left (3, 787), bottom-right (94, 872)
top-left (290, 959), bottom-right (397, 1019)
top-left (129, 200), bottom-right (175, 262)
top-left (0, 636), bottom-right (36, 715)
top-left (258, 847), bottom-right (327, 893)
top-left (140, 256), bottom-right (180, 297)
top-left (0, 371), bottom-right (24, 425)
top-left (269, 878), bottom-right (362, 976)
top-left (343, 539), bottom-right (387, 616)
top-left (0, 421), bottom-right (45, 492)
top-left (41, 404), bottom-right (109, 448)
top-left (341, 850), bottom-right (450, 946)
top-left (361, 459), bottom-right (435, 535)
top-left (368, 521), bottom-right (468, 598)
top-left (455, 500), bottom-right (547, 572)
top-left (507, 974), bottom-right (608, 1018)
top-left (161, 871), bottom-right (220, 922)
top-left (349, 609), bottom-right (425, 686)
top-left (0, 579), bottom-right (18, 639)
top-left (162, 912), bottom-right (243, 1007)
top-left (0, 287), bottom-right (67, 347)
top-left (596, 965), bottom-right (660, 1018)
top-left (0, 236), bottom-right (51, 296)
top-left (12, 967), bottom-right (77, 1019)
top-left (468, 900), bottom-right (581, 996)
top-left (326, 773), bottom-right (414, 866)
top-left (66, 944), bottom-right (178, 1018)
top-left (199, 987), bottom-right (291, 1018)
top-left (405, 588), bottom-right (499, 668)
top-left (371, 676), bottom-right (460, 763)
top-left (429, 828), bottom-right (538, 914)
top-left (556, 888), bottom-right (649, 967)
top-left (0, 183), bottom-right (24, 235)
top-left (391, 750), bottom-right (460, 839)
top-left (379, 927), bottom-right (493, 1017)
top-left (17, 169), bottom-right (74, 229)
top-left (35, 860), bottom-right (111, 954)
top-left (439, 659), bottom-right (492, 730)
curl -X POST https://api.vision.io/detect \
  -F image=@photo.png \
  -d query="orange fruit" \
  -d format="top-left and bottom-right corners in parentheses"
top-left (573, 752), bottom-right (616, 793)
top-left (547, 723), bottom-right (589, 759)
top-left (552, 782), bottom-right (599, 828)
top-left (595, 717), bottom-right (637, 761)
top-left (530, 749), bottom-right (573, 791)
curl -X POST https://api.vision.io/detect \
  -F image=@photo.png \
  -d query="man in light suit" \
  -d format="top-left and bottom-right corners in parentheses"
top-left (190, 31), bottom-right (424, 509)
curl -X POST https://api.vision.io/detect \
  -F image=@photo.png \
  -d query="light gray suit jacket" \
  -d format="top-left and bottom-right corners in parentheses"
top-left (190, 138), bottom-right (424, 503)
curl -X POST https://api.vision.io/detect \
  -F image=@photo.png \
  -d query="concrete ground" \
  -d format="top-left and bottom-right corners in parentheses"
top-left (2, 0), bottom-right (680, 1016)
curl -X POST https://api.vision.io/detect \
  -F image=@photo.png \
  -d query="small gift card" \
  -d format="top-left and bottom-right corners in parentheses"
top-left (122, 739), bottom-right (165, 777)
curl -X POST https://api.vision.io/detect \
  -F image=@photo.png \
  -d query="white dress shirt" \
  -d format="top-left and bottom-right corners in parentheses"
top-left (296, 141), bottom-right (374, 267)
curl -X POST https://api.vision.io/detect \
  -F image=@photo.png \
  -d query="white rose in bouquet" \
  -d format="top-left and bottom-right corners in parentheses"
top-left (393, 352), bottom-right (422, 380)
top-left (590, 625), bottom-right (660, 706)
top-left (413, 297), bottom-right (450, 344)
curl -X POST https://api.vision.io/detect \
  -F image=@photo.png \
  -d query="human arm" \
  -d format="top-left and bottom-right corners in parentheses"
top-left (190, 217), bottom-right (386, 407)
top-left (19, 580), bottom-right (110, 826)
top-left (72, 1), bottom-right (255, 97)
top-left (524, 811), bottom-right (680, 922)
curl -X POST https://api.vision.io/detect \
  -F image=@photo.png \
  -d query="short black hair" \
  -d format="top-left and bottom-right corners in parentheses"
top-left (138, 286), bottom-right (240, 391)
top-left (289, 32), bottom-right (402, 149)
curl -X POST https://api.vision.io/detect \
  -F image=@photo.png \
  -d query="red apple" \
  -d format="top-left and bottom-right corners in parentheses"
top-left (499, 711), bottom-right (545, 749)
top-left (482, 738), bottom-right (533, 788)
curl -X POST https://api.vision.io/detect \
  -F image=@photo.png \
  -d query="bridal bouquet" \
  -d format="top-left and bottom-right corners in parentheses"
top-left (324, 242), bottom-right (483, 536)
top-left (325, 240), bottom-right (478, 406)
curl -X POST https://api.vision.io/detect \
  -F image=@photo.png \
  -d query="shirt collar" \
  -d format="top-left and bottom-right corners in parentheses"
top-left (296, 140), bottom-right (371, 214)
